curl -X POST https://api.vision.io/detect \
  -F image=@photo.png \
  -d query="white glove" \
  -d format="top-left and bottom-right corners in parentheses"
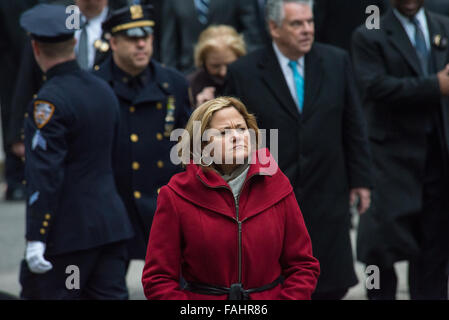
top-left (25, 241), bottom-right (53, 274)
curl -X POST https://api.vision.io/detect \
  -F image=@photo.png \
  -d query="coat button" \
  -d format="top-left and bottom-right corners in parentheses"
top-left (157, 160), bottom-right (164, 168)
top-left (33, 94), bottom-right (38, 99)
top-left (130, 134), bottom-right (139, 142)
top-left (129, 106), bottom-right (136, 113)
top-left (42, 221), bottom-right (49, 227)
top-left (134, 191), bottom-right (141, 199)
top-left (40, 228), bottom-right (46, 235)
top-left (132, 161), bottom-right (140, 170)
top-left (45, 214), bottom-right (51, 220)
top-left (24, 112), bottom-right (29, 118)
top-left (94, 65), bottom-right (100, 71)
top-left (156, 133), bottom-right (163, 141)
top-left (156, 102), bottom-right (163, 110)
top-left (22, 180), bottom-right (27, 185)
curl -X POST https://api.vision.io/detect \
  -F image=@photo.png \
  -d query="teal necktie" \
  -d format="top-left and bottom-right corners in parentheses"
top-left (288, 60), bottom-right (304, 113)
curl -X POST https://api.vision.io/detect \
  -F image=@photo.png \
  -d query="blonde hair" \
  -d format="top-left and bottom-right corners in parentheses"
top-left (194, 25), bottom-right (247, 68)
top-left (178, 96), bottom-right (259, 167)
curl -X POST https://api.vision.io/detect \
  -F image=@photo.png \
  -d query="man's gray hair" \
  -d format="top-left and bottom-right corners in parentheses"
top-left (266, 0), bottom-right (314, 26)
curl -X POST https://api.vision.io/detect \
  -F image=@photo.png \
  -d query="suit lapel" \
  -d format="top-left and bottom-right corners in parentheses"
top-left (426, 11), bottom-right (449, 71)
top-left (302, 45), bottom-right (323, 121)
top-left (384, 10), bottom-right (422, 76)
top-left (258, 47), bottom-right (300, 120)
top-left (426, 11), bottom-right (449, 154)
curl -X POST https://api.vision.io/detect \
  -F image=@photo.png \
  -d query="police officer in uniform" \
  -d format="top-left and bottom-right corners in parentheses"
top-left (19, 4), bottom-right (133, 299)
top-left (94, 5), bottom-right (191, 262)
top-left (7, 0), bottom-right (125, 194)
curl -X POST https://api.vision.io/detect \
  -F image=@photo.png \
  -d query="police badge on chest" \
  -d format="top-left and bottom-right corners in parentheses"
top-left (164, 96), bottom-right (176, 138)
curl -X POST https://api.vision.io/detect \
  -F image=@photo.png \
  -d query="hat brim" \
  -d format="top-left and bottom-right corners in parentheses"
top-left (116, 26), bottom-right (153, 38)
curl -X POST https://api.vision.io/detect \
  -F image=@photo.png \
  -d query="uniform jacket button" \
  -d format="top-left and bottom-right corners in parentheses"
top-left (130, 134), bottom-right (139, 142)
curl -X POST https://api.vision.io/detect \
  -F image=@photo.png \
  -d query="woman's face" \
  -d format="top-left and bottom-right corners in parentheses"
top-left (205, 107), bottom-right (250, 172)
top-left (204, 46), bottom-right (238, 79)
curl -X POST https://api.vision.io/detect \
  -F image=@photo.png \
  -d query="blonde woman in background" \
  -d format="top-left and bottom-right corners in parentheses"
top-left (188, 25), bottom-right (246, 107)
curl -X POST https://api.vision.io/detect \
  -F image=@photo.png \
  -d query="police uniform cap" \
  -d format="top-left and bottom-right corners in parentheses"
top-left (102, 4), bottom-right (154, 38)
top-left (20, 4), bottom-right (75, 43)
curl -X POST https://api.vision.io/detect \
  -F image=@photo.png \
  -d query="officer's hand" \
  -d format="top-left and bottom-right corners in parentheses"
top-left (11, 142), bottom-right (25, 158)
top-left (349, 188), bottom-right (371, 215)
top-left (25, 241), bottom-right (53, 274)
top-left (196, 87), bottom-right (216, 107)
top-left (437, 64), bottom-right (449, 96)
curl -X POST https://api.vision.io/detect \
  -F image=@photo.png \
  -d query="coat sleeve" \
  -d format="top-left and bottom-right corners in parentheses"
top-left (278, 192), bottom-right (320, 300)
top-left (160, 0), bottom-right (179, 70)
top-left (342, 53), bottom-right (373, 189)
top-left (351, 27), bottom-right (441, 107)
top-left (24, 97), bottom-right (69, 243)
top-left (141, 186), bottom-right (188, 300)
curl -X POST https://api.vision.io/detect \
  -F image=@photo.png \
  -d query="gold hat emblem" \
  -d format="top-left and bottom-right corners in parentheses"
top-left (130, 5), bottom-right (143, 20)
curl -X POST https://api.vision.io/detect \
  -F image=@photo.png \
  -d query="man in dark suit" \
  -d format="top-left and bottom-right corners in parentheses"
top-left (19, 4), bottom-right (133, 299)
top-left (160, 0), bottom-right (261, 74)
top-left (224, 0), bottom-right (372, 299)
top-left (313, 0), bottom-right (390, 52)
top-left (352, 0), bottom-right (449, 300)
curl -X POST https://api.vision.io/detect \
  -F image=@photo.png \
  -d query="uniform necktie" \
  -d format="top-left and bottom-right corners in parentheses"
top-left (288, 60), bottom-right (304, 113)
top-left (77, 20), bottom-right (89, 70)
top-left (195, 0), bottom-right (210, 25)
top-left (410, 17), bottom-right (429, 75)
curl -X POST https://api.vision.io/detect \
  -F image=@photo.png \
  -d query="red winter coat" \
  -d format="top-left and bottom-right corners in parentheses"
top-left (142, 148), bottom-right (320, 300)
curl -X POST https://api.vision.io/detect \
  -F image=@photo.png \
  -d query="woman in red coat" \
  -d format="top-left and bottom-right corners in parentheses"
top-left (141, 97), bottom-right (320, 300)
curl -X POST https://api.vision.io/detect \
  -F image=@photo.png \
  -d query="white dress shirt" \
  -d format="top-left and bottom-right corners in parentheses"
top-left (393, 7), bottom-right (431, 51)
top-left (75, 6), bottom-right (109, 70)
top-left (272, 42), bottom-right (305, 108)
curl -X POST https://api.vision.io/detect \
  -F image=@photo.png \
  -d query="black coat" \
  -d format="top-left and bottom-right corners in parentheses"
top-left (93, 57), bottom-right (191, 259)
top-left (351, 10), bottom-right (449, 267)
top-left (313, 0), bottom-right (390, 53)
top-left (24, 60), bottom-right (133, 256)
top-left (224, 43), bottom-right (372, 293)
top-left (425, 0), bottom-right (449, 17)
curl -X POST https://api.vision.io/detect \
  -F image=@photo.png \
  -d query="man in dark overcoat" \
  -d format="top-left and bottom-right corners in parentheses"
top-left (224, 0), bottom-right (372, 299)
top-left (352, 0), bottom-right (449, 299)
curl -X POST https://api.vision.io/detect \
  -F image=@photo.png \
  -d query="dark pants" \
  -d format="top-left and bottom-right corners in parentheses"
top-left (20, 241), bottom-right (129, 300)
top-left (368, 130), bottom-right (449, 300)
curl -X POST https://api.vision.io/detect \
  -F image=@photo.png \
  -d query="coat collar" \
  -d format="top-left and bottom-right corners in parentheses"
top-left (383, 9), bottom-right (441, 76)
top-left (167, 148), bottom-right (293, 221)
top-left (95, 56), bottom-right (172, 104)
top-left (46, 59), bottom-right (80, 80)
top-left (256, 44), bottom-right (323, 122)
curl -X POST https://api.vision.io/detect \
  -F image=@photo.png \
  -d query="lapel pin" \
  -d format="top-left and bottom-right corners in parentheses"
top-left (433, 34), bottom-right (448, 50)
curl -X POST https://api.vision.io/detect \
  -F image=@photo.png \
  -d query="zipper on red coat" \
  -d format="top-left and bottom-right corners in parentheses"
top-left (197, 173), bottom-right (261, 286)
top-left (235, 197), bottom-right (242, 283)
